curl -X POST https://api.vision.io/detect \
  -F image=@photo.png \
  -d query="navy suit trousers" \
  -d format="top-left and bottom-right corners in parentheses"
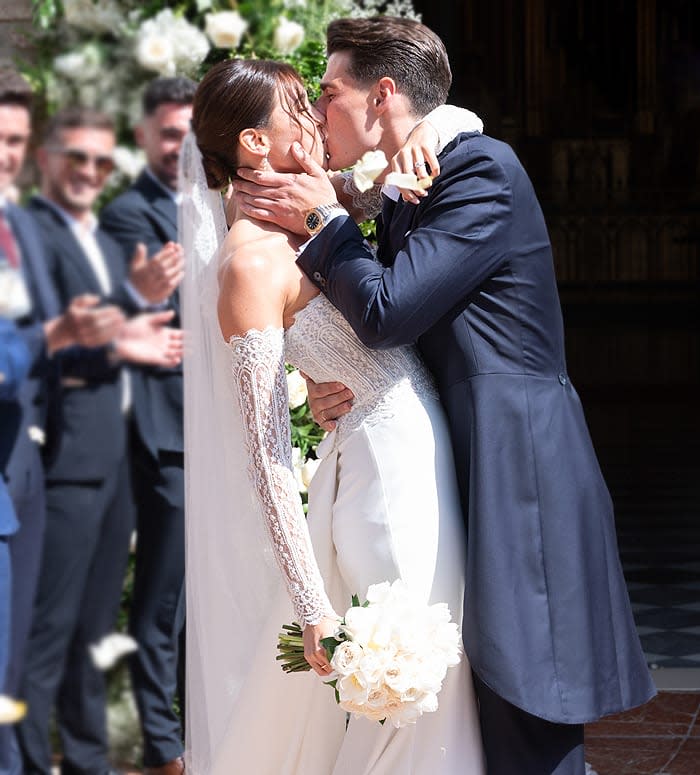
top-left (128, 430), bottom-right (185, 767)
top-left (18, 457), bottom-right (133, 775)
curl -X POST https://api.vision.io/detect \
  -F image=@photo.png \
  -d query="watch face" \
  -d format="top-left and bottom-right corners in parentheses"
top-left (305, 211), bottom-right (322, 232)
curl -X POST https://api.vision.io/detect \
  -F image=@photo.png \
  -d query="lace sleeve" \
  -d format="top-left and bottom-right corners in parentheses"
top-left (228, 326), bottom-right (336, 627)
top-left (340, 171), bottom-right (384, 221)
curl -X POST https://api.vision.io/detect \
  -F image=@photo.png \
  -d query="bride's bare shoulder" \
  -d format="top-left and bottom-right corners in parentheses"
top-left (218, 224), bottom-right (292, 288)
top-left (216, 225), bottom-right (292, 338)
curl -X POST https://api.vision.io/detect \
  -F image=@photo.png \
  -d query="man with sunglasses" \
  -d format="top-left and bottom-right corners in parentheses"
top-left (0, 72), bottom-right (133, 775)
top-left (101, 77), bottom-right (195, 775)
top-left (17, 107), bottom-right (184, 775)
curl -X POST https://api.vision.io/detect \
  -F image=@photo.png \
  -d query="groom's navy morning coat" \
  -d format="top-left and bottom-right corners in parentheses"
top-left (298, 131), bottom-right (656, 724)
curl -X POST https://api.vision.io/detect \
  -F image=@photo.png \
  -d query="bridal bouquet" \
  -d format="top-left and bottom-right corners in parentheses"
top-left (277, 579), bottom-right (462, 727)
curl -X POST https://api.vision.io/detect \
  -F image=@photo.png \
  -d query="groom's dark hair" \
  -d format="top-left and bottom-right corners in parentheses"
top-left (326, 16), bottom-right (451, 117)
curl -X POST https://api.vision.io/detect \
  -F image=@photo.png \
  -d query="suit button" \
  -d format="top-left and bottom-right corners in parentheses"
top-left (558, 373), bottom-right (568, 386)
top-left (313, 271), bottom-right (323, 282)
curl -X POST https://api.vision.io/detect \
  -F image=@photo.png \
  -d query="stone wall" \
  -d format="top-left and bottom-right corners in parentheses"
top-left (0, 0), bottom-right (33, 67)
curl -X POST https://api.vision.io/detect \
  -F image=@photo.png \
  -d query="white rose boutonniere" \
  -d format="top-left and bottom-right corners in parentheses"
top-left (352, 150), bottom-right (388, 193)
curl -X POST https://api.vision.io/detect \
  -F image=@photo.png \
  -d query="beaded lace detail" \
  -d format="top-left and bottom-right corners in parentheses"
top-left (228, 327), bottom-right (335, 627)
top-left (285, 295), bottom-right (438, 440)
top-left (340, 171), bottom-right (383, 220)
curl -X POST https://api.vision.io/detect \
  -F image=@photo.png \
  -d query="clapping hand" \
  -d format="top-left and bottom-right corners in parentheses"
top-left (129, 241), bottom-right (185, 305)
top-left (68, 294), bottom-right (125, 348)
top-left (114, 310), bottom-right (184, 368)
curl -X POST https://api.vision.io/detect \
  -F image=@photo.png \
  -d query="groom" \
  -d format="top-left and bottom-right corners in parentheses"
top-left (234, 16), bottom-right (655, 775)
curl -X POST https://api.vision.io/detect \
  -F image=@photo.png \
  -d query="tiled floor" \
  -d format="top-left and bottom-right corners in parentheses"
top-left (585, 689), bottom-right (700, 775)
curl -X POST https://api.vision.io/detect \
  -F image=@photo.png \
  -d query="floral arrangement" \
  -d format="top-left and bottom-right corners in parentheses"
top-left (277, 579), bottom-right (462, 727)
top-left (24, 1), bottom-right (419, 153)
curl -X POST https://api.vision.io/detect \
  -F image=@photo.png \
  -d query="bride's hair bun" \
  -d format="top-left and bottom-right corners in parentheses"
top-left (199, 150), bottom-right (230, 191)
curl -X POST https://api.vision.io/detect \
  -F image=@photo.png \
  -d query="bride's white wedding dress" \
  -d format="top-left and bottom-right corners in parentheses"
top-left (179, 117), bottom-right (486, 773)
top-left (185, 279), bottom-right (485, 774)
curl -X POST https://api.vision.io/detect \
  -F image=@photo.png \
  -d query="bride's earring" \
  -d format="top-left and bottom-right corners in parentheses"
top-left (260, 152), bottom-right (270, 170)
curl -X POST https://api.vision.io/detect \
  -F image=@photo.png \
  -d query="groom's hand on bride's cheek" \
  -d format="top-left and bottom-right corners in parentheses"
top-left (234, 142), bottom-right (337, 235)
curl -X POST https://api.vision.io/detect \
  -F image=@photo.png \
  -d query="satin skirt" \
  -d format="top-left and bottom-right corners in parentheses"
top-left (210, 396), bottom-right (485, 775)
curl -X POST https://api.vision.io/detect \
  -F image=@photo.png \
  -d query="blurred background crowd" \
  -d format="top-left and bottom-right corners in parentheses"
top-left (1, 69), bottom-right (193, 775)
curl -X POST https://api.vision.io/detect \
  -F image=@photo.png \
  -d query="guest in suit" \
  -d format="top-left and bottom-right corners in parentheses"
top-left (0, 71), bottom-right (132, 775)
top-left (101, 77), bottom-right (194, 775)
top-left (17, 107), bottom-right (183, 775)
top-left (233, 16), bottom-right (656, 775)
top-left (0, 318), bottom-right (30, 710)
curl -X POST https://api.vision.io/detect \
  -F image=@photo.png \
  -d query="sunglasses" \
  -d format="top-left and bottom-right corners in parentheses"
top-left (48, 147), bottom-right (115, 176)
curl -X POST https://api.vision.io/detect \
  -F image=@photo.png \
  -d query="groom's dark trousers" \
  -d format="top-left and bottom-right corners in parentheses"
top-left (101, 171), bottom-right (186, 767)
top-left (298, 131), bottom-right (656, 774)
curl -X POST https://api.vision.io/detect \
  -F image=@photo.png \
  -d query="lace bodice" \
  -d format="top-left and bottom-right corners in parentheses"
top-left (285, 294), bottom-right (437, 439)
top-left (227, 295), bottom-right (437, 628)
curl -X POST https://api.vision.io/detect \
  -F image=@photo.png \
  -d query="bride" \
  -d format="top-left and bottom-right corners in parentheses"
top-left (181, 57), bottom-right (485, 775)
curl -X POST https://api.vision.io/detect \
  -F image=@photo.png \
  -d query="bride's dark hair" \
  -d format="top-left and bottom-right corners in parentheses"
top-left (192, 58), bottom-right (313, 190)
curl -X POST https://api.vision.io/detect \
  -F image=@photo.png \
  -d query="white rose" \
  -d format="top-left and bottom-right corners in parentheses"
top-left (352, 149), bottom-right (387, 193)
top-left (300, 457), bottom-right (321, 489)
top-left (337, 672), bottom-right (370, 705)
top-left (286, 368), bottom-right (307, 408)
top-left (169, 16), bottom-right (210, 73)
top-left (136, 33), bottom-right (176, 76)
top-left (274, 17), bottom-right (305, 55)
top-left (330, 640), bottom-right (364, 676)
top-left (204, 11), bottom-right (248, 50)
top-left (341, 604), bottom-right (381, 647)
